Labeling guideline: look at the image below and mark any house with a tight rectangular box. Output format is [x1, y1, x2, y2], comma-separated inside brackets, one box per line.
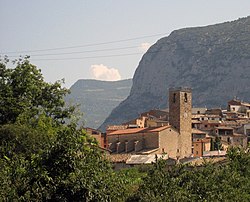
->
[213, 126, 248, 149]
[123, 109, 169, 128]
[85, 127, 107, 148]
[236, 123, 250, 142]
[193, 138, 211, 157]
[228, 99, 250, 118]
[192, 128, 211, 157]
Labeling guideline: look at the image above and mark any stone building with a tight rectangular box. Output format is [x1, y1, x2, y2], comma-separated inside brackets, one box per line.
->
[169, 87, 192, 158]
[106, 87, 193, 159]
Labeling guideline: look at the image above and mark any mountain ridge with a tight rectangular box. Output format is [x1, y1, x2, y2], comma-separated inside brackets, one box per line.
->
[65, 79, 132, 129]
[99, 16, 250, 131]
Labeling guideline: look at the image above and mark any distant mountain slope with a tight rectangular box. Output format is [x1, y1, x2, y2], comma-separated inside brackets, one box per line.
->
[65, 79, 132, 129]
[99, 16, 250, 131]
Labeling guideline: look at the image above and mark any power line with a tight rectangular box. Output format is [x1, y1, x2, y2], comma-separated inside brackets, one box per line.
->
[30, 52, 143, 61]
[1, 33, 169, 54]
[2, 37, 249, 61]
[17, 38, 250, 61]
[6, 45, 140, 58]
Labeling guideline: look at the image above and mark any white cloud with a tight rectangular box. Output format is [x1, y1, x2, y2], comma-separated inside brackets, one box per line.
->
[90, 64, 121, 81]
[139, 42, 151, 53]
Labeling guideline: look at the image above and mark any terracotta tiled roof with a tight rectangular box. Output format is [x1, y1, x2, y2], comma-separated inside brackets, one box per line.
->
[106, 125, 128, 131]
[228, 99, 241, 105]
[140, 109, 168, 119]
[201, 120, 221, 124]
[215, 126, 234, 130]
[232, 133, 247, 137]
[108, 125, 172, 135]
[108, 127, 148, 135]
[192, 120, 201, 124]
[241, 102, 250, 107]
[192, 128, 207, 134]
[148, 125, 171, 132]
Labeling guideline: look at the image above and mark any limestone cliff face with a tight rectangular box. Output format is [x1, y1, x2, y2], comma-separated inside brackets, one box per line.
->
[99, 17, 250, 131]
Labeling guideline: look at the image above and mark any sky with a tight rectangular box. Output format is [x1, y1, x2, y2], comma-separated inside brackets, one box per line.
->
[1, 0, 250, 88]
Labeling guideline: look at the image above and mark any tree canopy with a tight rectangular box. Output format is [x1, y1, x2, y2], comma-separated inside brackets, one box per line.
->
[0, 58, 136, 201]
[0, 57, 74, 125]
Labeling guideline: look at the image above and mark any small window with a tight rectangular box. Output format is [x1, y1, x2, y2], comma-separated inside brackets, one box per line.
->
[197, 111, 200, 114]
[205, 125, 208, 128]
[173, 93, 176, 103]
[184, 93, 188, 102]
[196, 151, 199, 154]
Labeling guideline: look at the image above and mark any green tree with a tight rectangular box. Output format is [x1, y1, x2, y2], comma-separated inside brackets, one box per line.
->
[0, 57, 75, 125]
[0, 58, 138, 201]
[131, 147, 250, 201]
[0, 121, 138, 201]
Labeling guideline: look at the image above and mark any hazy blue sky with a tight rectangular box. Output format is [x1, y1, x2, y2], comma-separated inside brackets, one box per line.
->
[1, 0, 249, 87]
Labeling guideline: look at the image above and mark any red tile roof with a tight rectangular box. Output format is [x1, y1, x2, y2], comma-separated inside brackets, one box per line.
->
[148, 125, 171, 132]
[108, 125, 172, 135]
[192, 128, 207, 134]
[215, 126, 234, 130]
[108, 127, 147, 135]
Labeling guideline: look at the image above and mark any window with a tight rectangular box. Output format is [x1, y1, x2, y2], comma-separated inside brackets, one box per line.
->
[205, 125, 208, 128]
[184, 93, 188, 102]
[197, 111, 200, 114]
[173, 93, 176, 103]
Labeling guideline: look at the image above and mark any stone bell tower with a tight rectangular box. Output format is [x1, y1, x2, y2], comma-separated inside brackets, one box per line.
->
[169, 87, 192, 158]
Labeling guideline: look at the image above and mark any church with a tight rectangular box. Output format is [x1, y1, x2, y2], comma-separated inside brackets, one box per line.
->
[106, 87, 193, 159]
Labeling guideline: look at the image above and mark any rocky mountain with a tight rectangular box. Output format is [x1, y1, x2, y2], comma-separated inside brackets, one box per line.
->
[65, 79, 132, 129]
[99, 16, 250, 131]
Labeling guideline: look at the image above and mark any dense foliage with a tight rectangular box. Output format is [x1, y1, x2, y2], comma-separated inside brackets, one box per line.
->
[0, 58, 141, 201]
[0, 58, 250, 201]
[0, 57, 75, 125]
[130, 148, 250, 201]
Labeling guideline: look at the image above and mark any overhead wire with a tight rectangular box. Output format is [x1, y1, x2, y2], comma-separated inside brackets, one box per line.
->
[1, 33, 249, 61]
[15, 38, 250, 61]
[6, 45, 140, 58]
[1, 32, 169, 54]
